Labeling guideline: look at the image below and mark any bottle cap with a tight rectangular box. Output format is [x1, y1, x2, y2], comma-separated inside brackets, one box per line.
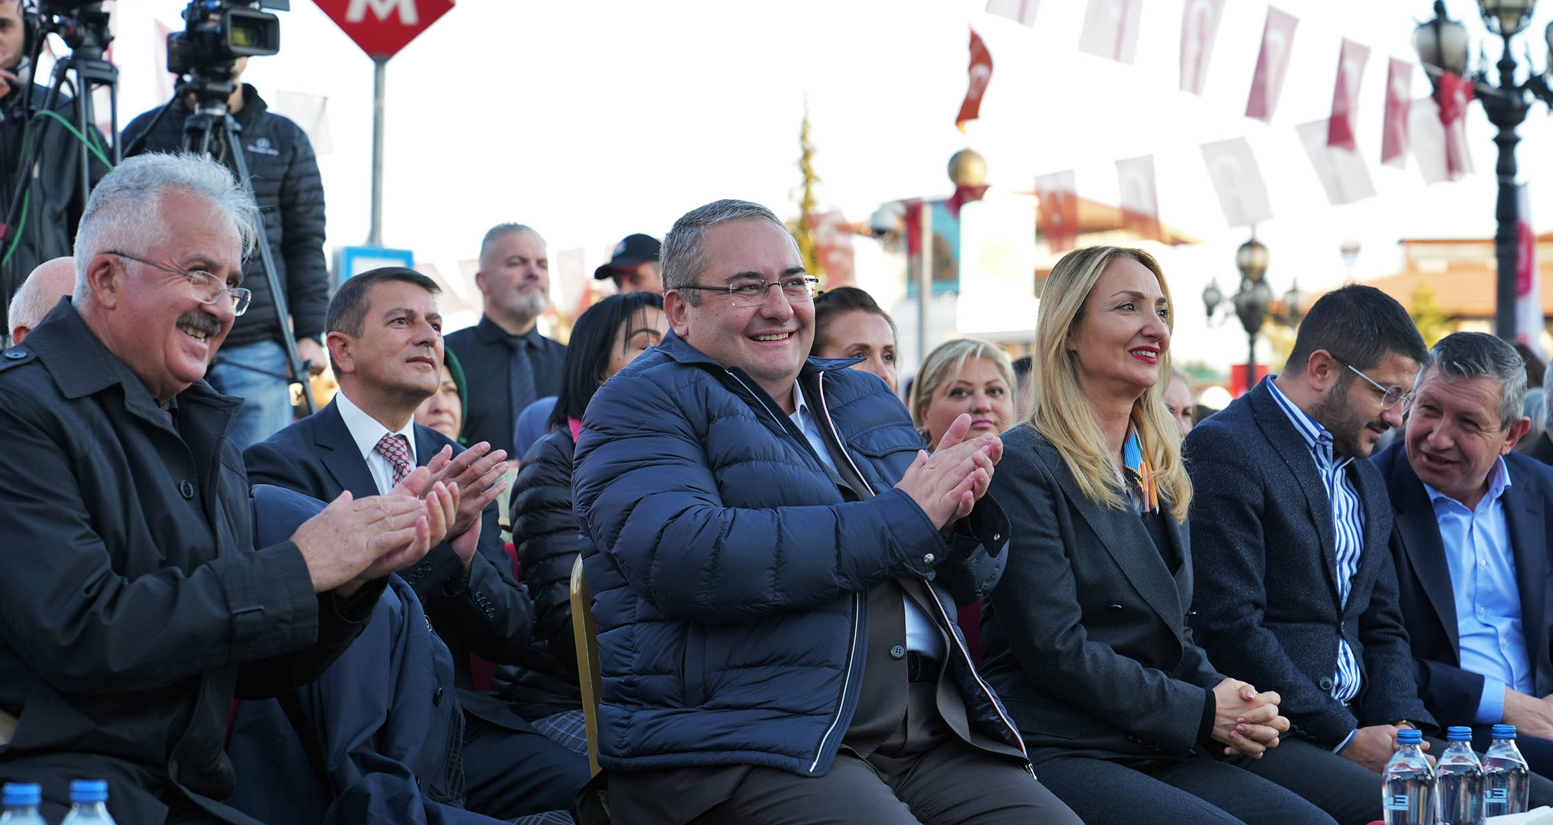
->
[69, 779, 108, 803]
[1398, 728, 1424, 744]
[1493, 723, 1518, 739]
[1447, 725, 1474, 742]
[2, 783, 41, 808]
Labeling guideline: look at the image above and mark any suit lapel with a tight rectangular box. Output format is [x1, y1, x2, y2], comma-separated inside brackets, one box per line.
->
[1168, 506, 1193, 606]
[1388, 453, 1460, 653]
[314, 401, 379, 499]
[1347, 461, 1388, 619]
[1249, 382, 1342, 598]
[1503, 462, 1550, 689]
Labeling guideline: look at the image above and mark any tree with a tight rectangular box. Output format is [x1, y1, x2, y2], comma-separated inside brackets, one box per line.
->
[1409, 282, 1453, 347]
[792, 110, 823, 278]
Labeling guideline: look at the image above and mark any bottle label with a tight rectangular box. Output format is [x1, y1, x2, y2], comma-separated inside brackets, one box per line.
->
[1384, 794, 1411, 811]
[1486, 788, 1509, 802]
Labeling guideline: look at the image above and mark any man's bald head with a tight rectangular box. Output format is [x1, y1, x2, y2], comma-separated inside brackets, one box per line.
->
[9, 257, 75, 343]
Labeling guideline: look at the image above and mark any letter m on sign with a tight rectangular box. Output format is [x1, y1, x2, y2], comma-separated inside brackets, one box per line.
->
[316, 0, 454, 60]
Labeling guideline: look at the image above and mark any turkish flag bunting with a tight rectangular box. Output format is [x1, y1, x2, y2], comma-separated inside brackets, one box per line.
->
[985, 0, 1039, 27]
[1381, 59, 1412, 167]
[1327, 39, 1369, 150]
[1116, 156, 1161, 242]
[1079, 0, 1142, 65]
[1179, 0, 1225, 96]
[805, 212, 858, 289]
[1515, 184, 1544, 359]
[1245, 7, 1299, 122]
[957, 30, 994, 132]
[946, 184, 989, 218]
[1200, 138, 1274, 228]
[1034, 171, 1079, 253]
[1438, 72, 1476, 179]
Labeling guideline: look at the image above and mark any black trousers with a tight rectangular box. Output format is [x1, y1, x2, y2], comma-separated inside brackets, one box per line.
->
[463, 713, 594, 819]
[1033, 753, 1338, 825]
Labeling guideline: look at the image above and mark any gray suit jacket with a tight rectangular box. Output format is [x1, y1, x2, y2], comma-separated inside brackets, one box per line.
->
[1184, 379, 1433, 748]
[981, 424, 1223, 764]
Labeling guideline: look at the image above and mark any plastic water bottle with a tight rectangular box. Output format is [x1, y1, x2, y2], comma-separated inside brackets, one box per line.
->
[0, 783, 48, 825]
[1436, 726, 1483, 825]
[59, 780, 114, 825]
[1482, 723, 1530, 817]
[1383, 728, 1436, 825]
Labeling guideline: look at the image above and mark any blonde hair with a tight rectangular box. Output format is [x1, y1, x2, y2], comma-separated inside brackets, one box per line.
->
[910, 338, 1016, 442]
[1029, 246, 1191, 521]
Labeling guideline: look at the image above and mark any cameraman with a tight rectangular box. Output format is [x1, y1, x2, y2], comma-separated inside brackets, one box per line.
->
[0, 0, 108, 333]
[123, 55, 327, 449]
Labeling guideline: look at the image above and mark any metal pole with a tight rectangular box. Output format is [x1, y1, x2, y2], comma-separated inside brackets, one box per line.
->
[1248, 332, 1257, 394]
[368, 57, 387, 246]
[917, 201, 933, 369]
[1486, 38, 1528, 341]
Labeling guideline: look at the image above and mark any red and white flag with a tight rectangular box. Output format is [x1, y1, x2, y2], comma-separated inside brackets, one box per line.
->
[1409, 95, 1457, 184]
[1297, 120, 1376, 206]
[1200, 138, 1273, 228]
[1245, 7, 1299, 122]
[1078, 0, 1142, 65]
[1438, 72, 1476, 179]
[1179, 0, 1224, 96]
[806, 211, 857, 290]
[1516, 184, 1544, 359]
[956, 29, 994, 132]
[1034, 171, 1079, 252]
[1116, 155, 1161, 242]
[1327, 39, 1369, 150]
[1381, 59, 1412, 168]
[985, 0, 1039, 27]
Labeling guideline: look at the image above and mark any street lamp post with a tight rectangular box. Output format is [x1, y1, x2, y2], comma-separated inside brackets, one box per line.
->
[1203, 235, 1304, 393]
[1413, 0, 1553, 340]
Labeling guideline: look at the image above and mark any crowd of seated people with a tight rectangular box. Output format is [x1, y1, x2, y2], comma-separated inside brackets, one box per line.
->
[9, 158, 1553, 825]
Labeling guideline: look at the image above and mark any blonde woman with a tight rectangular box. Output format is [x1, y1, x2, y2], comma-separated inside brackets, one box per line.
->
[978, 246, 1325, 825]
[910, 338, 1016, 446]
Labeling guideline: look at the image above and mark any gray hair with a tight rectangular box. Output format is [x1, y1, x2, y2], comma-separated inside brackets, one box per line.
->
[479, 223, 541, 263]
[1543, 358, 1553, 425]
[661, 199, 794, 304]
[72, 153, 260, 304]
[8, 258, 74, 335]
[1419, 331, 1527, 428]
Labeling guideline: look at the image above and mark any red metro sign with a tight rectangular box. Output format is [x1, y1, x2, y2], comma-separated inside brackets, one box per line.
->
[314, 0, 455, 60]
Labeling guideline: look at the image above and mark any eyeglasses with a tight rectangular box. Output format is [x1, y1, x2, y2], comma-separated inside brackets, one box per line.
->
[1333, 355, 1413, 410]
[676, 275, 820, 308]
[109, 251, 252, 316]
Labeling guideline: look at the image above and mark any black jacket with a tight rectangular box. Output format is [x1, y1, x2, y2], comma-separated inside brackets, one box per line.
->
[0, 300, 379, 823]
[511, 426, 580, 671]
[982, 425, 1222, 765]
[1377, 444, 1553, 728]
[1184, 378, 1434, 747]
[122, 85, 328, 349]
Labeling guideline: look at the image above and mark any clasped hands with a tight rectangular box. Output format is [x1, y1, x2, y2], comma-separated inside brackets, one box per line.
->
[1211, 679, 1289, 759]
[896, 414, 1003, 530]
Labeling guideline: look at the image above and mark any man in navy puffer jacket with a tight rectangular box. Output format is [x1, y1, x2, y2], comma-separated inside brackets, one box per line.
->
[572, 199, 1081, 825]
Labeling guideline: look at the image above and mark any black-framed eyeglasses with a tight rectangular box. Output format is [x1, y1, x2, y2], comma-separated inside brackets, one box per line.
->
[1332, 355, 1413, 410]
[676, 275, 820, 308]
[109, 251, 251, 316]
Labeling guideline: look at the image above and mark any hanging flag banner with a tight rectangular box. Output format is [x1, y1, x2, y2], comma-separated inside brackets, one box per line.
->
[1409, 95, 1452, 184]
[1327, 39, 1370, 150]
[1245, 6, 1298, 122]
[1078, 0, 1142, 65]
[1438, 72, 1476, 179]
[1515, 184, 1544, 358]
[1179, 0, 1225, 96]
[1297, 120, 1376, 206]
[806, 211, 857, 290]
[1034, 171, 1079, 252]
[1116, 155, 1162, 242]
[1381, 58, 1412, 168]
[985, 0, 1039, 27]
[272, 91, 335, 155]
[1200, 138, 1273, 228]
[956, 29, 994, 132]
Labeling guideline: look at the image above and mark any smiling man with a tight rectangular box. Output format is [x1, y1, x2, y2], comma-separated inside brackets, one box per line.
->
[571, 199, 1079, 825]
[1379, 332, 1553, 776]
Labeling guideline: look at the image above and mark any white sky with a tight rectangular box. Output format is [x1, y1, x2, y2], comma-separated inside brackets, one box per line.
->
[106, 0, 1553, 370]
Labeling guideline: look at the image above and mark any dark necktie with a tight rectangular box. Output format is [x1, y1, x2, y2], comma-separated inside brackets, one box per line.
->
[508, 336, 536, 450]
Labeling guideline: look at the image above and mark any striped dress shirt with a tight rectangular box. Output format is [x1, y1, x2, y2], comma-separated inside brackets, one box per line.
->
[1266, 380, 1365, 708]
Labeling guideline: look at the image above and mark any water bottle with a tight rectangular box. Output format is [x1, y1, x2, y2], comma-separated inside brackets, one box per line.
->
[1383, 728, 1436, 825]
[1436, 726, 1483, 825]
[1482, 723, 1530, 817]
[59, 780, 114, 825]
[0, 783, 48, 825]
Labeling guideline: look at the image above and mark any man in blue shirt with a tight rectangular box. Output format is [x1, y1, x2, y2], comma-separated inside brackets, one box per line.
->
[1380, 332, 1553, 774]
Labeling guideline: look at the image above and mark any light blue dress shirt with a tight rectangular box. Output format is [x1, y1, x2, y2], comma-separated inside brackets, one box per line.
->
[1424, 456, 1528, 724]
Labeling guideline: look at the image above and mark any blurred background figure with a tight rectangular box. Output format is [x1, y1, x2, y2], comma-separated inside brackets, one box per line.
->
[594, 233, 663, 294]
[505, 291, 666, 752]
[413, 350, 468, 443]
[910, 338, 1015, 446]
[6, 256, 74, 345]
[1163, 367, 1195, 437]
[811, 286, 899, 394]
[1012, 355, 1034, 420]
[1530, 361, 1553, 465]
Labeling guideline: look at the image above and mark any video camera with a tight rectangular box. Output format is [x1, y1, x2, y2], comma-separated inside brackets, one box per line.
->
[167, 0, 288, 78]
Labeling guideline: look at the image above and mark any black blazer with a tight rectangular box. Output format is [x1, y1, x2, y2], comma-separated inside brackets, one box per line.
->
[243, 400, 535, 724]
[1377, 443, 1553, 727]
[982, 424, 1223, 764]
[1528, 432, 1553, 468]
[1184, 378, 1433, 747]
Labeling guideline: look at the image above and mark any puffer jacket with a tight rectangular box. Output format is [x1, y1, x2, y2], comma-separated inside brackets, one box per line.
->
[511, 426, 582, 675]
[572, 330, 1024, 777]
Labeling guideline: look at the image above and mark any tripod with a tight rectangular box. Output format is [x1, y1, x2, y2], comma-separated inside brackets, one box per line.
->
[179, 70, 316, 415]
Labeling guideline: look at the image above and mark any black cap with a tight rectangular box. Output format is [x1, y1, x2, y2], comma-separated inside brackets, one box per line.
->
[594, 233, 661, 280]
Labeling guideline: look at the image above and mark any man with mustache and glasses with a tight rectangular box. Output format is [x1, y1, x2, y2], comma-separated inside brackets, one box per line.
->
[244, 267, 591, 819]
[445, 223, 567, 462]
[569, 199, 1080, 825]
[0, 153, 446, 824]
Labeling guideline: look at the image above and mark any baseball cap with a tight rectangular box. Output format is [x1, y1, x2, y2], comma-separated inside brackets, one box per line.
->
[594, 233, 661, 280]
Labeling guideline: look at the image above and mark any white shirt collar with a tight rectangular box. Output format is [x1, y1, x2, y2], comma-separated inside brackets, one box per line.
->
[334, 389, 418, 467]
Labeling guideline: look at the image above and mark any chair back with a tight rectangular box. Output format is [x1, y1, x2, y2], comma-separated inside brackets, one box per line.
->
[570, 555, 603, 776]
